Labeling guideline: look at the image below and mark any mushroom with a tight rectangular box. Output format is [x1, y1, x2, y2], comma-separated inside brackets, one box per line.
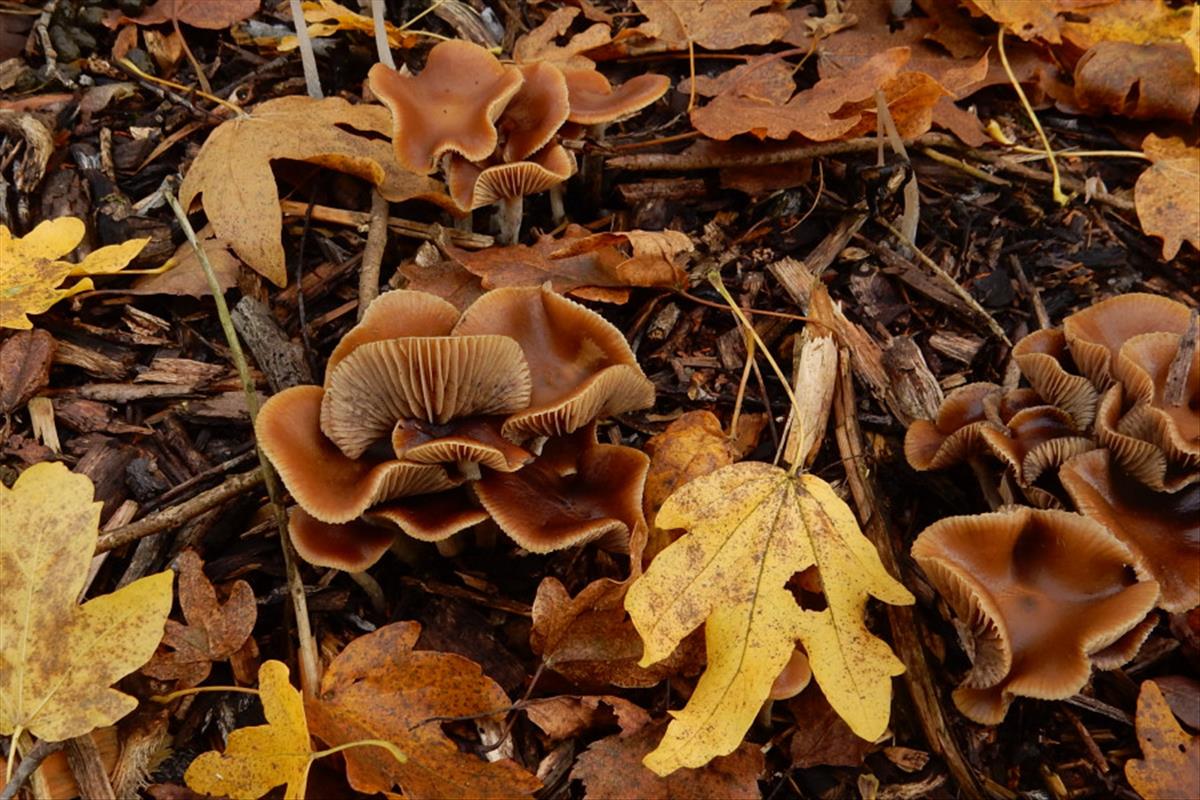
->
[1061, 448, 1199, 612]
[446, 143, 576, 245]
[287, 507, 399, 572]
[452, 284, 655, 440]
[1063, 292, 1192, 390]
[362, 488, 490, 543]
[768, 646, 813, 701]
[1012, 328, 1098, 430]
[979, 405, 1094, 490]
[562, 67, 671, 126]
[473, 424, 650, 552]
[367, 39, 524, 174]
[911, 506, 1160, 724]
[903, 382, 1004, 471]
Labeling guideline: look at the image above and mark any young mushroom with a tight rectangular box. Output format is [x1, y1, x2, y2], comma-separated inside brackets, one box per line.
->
[912, 506, 1160, 724]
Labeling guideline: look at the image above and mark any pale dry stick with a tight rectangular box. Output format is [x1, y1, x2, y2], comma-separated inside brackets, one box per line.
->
[289, 0, 324, 99]
[0, 739, 63, 800]
[164, 188, 321, 698]
[875, 89, 919, 249]
[880, 220, 1012, 348]
[607, 136, 936, 171]
[279, 199, 494, 248]
[358, 191, 390, 319]
[830, 353, 995, 800]
[998, 26, 1065, 205]
[920, 147, 1011, 187]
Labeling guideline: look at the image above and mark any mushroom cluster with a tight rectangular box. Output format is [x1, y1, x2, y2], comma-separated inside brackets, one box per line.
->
[256, 286, 655, 571]
[905, 292, 1199, 722]
[368, 40, 669, 244]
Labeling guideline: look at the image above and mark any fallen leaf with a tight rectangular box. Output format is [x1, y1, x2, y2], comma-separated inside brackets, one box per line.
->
[965, 0, 1066, 43]
[787, 685, 873, 769]
[279, 0, 423, 52]
[524, 695, 650, 740]
[1, 217, 148, 329]
[1073, 41, 1198, 121]
[513, 6, 612, 68]
[626, 461, 914, 774]
[185, 660, 312, 799]
[572, 720, 764, 800]
[1135, 134, 1200, 260]
[143, 550, 257, 688]
[1060, 0, 1197, 51]
[1153, 675, 1200, 731]
[633, 0, 789, 51]
[0, 328, 55, 413]
[125, 0, 260, 29]
[0, 461, 173, 742]
[306, 621, 541, 799]
[130, 225, 240, 297]
[178, 96, 454, 286]
[1125, 680, 1200, 800]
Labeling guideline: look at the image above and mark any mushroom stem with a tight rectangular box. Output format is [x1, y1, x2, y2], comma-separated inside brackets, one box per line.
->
[549, 184, 565, 225]
[453, 210, 474, 233]
[496, 195, 524, 245]
[581, 123, 608, 211]
[457, 460, 482, 482]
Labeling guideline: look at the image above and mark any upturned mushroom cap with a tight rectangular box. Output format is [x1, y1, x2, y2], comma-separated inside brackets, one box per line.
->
[911, 506, 1160, 724]
[473, 425, 650, 552]
[768, 647, 813, 701]
[1063, 293, 1192, 390]
[904, 383, 1003, 471]
[367, 41, 524, 174]
[1012, 328, 1098, 430]
[1061, 448, 1199, 612]
[446, 144, 576, 211]
[320, 335, 532, 459]
[391, 417, 534, 473]
[1112, 332, 1200, 466]
[979, 405, 1095, 487]
[287, 507, 396, 571]
[561, 67, 671, 125]
[499, 62, 570, 163]
[324, 290, 461, 387]
[363, 488, 490, 543]
[256, 385, 462, 524]
[453, 285, 655, 440]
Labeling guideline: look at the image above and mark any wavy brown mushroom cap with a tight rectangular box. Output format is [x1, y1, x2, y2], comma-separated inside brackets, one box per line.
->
[363, 487, 490, 543]
[255, 385, 462, 523]
[390, 417, 533, 473]
[1063, 292, 1192, 390]
[768, 646, 813, 701]
[1012, 328, 1098, 430]
[1112, 332, 1200, 467]
[979, 405, 1094, 489]
[499, 62, 570, 163]
[453, 285, 655, 440]
[446, 144, 576, 211]
[904, 382, 1003, 471]
[911, 507, 1160, 724]
[473, 425, 650, 553]
[367, 40, 523, 174]
[561, 67, 671, 125]
[1061, 449, 1200, 612]
[287, 507, 397, 572]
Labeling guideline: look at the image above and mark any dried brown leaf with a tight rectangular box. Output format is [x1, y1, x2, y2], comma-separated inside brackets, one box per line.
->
[524, 695, 650, 740]
[1135, 134, 1200, 260]
[1074, 41, 1198, 121]
[126, 0, 260, 29]
[1126, 680, 1200, 800]
[632, 0, 789, 51]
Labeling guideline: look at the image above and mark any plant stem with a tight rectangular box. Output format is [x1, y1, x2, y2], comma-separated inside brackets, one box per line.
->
[289, 0, 324, 99]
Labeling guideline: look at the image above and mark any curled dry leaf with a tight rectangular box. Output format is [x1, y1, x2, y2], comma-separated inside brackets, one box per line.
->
[513, 6, 612, 68]
[0, 462, 173, 743]
[1, 217, 148, 329]
[524, 694, 650, 741]
[965, 0, 1066, 43]
[185, 660, 313, 800]
[120, 0, 260, 29]
[1135, 134, 1200, 260]
[632, 0, 789, 51]
[1125, 680, 1200, 800]
[572, 720, 764, 800]
[1060, 0, 1198, 51]
[626, 462, 914, 775]
[1074, 41, 1198, 121]
[280, 0, 423, 52]
[178, 96, 454, 286]
[143, 550, 257, 688]
[306, 621, 541, 799]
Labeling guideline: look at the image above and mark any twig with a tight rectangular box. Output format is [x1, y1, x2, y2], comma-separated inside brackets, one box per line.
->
[63, 735, 114, 800]
[289, 0, 324, 99]
[97, 469, 265, 553]
[32, 0, 73, 88]
[1008, 253, 1050, 330]
[1165, 308, 1198, 407]
[998, 27, 1066, 205]
[279, 199, 493, 248]
[165, 187, 321, 698]
[607, 136, 939, 171]
[0, 739, 63, 800]
[920, 147, 1011, 186]
[358, 190, 390, 319]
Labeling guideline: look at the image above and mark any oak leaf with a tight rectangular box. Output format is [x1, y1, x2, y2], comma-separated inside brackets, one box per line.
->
[306, 621, 541, 799]
[185, 660, 312, 799]
[1135, 134, 1200, 260]
[0, 461, 173, 742]
[1125, 680, 1200, 800]
[513, 6, 612, 68]
[280, 0, 423, 53]
[573, 720, 764, 800]
[1060, 0, 1197, 51]
[632, 0, 789, 51]
[1, 217, 148, 329]
[965, 0, 1066, 43]
[122, 0, 260, 29]
[1073, 41, 1198, 121]
[178, 96, 454, 286]
[143, 550, 256, 688]
[625, 462, 914, 775]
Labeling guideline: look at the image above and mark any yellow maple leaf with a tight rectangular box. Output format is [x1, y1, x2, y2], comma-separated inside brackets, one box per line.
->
[0, 462, 172, 743]
[279, 0, 423, 52]
[0, 217, 148, 330]
[185, 660, 312, 799]
[625, 461, 914, 775]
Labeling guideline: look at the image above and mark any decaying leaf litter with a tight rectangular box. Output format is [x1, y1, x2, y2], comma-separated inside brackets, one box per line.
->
[1, 0, 1197, 798]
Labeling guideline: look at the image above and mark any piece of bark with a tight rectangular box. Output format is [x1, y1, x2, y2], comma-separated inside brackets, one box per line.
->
[0, 330, 55, 413]
[881, 336, 943, 425]
[52, 339, 128, 380]
[63, 733, 115, 800]
[136, 358, 226, 388]
[231, 296, 312, 392]
[928, 332, 983, 364]
[75, 384, 196, 403]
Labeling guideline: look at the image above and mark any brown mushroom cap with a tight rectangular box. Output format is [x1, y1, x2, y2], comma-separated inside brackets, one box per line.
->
[452, 285, 655, 439]
[473, 425, 650, 552]
[1063, 293, 1192, 390]
[561, 67, 671, 125]
[324, 290, 461, 387]
[446, 143, 576, 211]
[287, 507, 396, 571]
[500, 62, 570, 163]
[320, 335, 532, 459]
[1012, 328, 1098, 430]
[256, 385, 461, 523]
[768, 646, 813, 701]
[391, 417, 534, 473]
[912, 506, 1159, 724]
[1112, 332, 1200, 465]
[979, 405, 1094, 487]
[1092, 385, 1195, 491]
[1061, 448, 1199, 612]
[363, 488, 490, 543]
[904, 382, 1003, 471]
[367, 41, 524, 174]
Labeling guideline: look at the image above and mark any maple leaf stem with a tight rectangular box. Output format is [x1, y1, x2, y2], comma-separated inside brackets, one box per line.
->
[310, 739, 407, 767]
[997, 26, 1068, 206]
[164, 187, 322, 699]
[151, 685, 262, 705]
[117, 58, 245, 119]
